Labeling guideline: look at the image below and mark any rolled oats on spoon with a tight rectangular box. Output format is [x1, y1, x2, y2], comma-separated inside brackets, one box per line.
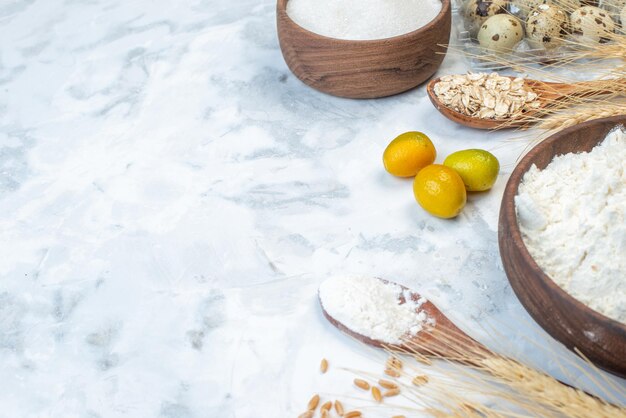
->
[427, 72, 622, 129]
[433, 72, 540, 120]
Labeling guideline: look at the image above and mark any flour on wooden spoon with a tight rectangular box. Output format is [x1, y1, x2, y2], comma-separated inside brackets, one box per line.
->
[319, 276, 434, 344]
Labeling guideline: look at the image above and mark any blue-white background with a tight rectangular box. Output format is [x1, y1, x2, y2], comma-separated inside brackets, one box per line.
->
[0, 1, 623, 416]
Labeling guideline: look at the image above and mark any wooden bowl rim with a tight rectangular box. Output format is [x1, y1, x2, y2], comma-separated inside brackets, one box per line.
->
[502, 115, 626, 333]
[277, 0, 451, 45]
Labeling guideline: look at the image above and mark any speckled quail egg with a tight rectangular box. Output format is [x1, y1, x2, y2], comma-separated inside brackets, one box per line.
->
[512, 0, 581, 18]
[554, 0, 582, 12]
[570, 6, 616, 43]
[478, 14, 525, 52]
[463, 0, 509, 38]
[511, 0, 548, 19]
[526, 4, 570, 49]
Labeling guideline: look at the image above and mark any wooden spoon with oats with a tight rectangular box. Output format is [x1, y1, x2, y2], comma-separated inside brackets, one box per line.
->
[426, 74, 623, 130]
[319, 277, 490, 365]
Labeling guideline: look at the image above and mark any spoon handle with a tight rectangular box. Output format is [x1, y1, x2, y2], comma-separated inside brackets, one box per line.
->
[401, 300, 491, 365]
[537, 78, 626, 102]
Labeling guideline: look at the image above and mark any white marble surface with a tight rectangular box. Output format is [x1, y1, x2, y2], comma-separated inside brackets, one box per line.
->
[0, 1, 624, 417]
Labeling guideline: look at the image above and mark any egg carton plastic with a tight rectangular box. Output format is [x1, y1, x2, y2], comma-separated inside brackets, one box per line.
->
[450, 0, 623, 77]
[451, 0, 568, 71]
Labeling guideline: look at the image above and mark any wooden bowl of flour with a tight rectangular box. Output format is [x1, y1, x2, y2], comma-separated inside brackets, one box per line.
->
[499, 115, 626, 377]
[276, 0, 451, 99]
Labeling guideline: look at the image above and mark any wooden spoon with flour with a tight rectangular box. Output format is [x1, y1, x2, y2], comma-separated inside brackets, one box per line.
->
[319, 276, 623, 411]
[318, 276, 489, 363]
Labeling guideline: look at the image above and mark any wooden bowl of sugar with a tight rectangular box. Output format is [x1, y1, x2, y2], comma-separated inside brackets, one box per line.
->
[276, 0, 451, 99]
[499, 115, 626, 377]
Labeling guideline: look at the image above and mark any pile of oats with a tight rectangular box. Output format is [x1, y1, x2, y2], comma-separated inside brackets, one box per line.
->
[433, 73, 541, 119]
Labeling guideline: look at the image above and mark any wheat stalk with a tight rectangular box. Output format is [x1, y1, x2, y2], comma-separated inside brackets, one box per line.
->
[478, 356, 626, 418]
[441, 7, 626, 132]
[318, 321, 626, 418]
[390, 335, 626, 417]
[519, 100, 626, 148]
[534, 102, 626, 131]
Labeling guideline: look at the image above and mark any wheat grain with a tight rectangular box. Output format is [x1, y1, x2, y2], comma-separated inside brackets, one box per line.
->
[386, 356, 403, 370]
[320, 401, 332, 412]
[297, 412, 314, 418]
[334, 400, 344, 416]
[412, 375, 429, 386]
[307, 394, 320, 411]
[354, 378, 370, 390]
[384, 368, 401, 377]
[343, 411, 362, 418]
[384, 388, 401, 397]
[379, 379, 398, 390]
[372, 386, 383, 402]
[320, 358, 328, 374]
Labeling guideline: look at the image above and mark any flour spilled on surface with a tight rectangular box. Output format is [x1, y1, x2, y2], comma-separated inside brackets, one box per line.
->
[318, 276, 433, 344]
[516, 126, 626, 324]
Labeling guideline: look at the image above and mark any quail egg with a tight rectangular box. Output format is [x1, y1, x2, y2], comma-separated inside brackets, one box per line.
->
[554, 0, 582, 12]
[511, 0, 549, 19]
[570, 5, 616, 43]
[512, 0, 581, 18]
[526, 4, 570, 49]
[463, 0, 509, 38]
[478, 14, 525, 52]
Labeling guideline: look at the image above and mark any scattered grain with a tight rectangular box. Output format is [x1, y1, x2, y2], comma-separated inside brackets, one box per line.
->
[320, 358, 329, 374]
[378, 379, 398, 390]
[384, 368, 401, 377]
[321, 401, 332, 412]
[412, 375, 429, 386]
[384, 388, 401, 397]
[372, 386, 383, 402]
[308, 394, 320, 411]
[344, 411, 362, 418]
[386, 356, 403, 370]
[335, 400, 345, 416]
[354, 378, 370, 390]
[298, 412, 314, 418]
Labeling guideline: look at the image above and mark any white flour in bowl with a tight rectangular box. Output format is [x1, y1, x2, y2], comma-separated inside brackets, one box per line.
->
[515, 126, 626, 324]
[318, 276, 433, 344]
[286, 0, 442, 41]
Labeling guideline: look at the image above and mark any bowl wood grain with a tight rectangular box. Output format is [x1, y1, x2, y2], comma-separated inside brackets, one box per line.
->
[276, 0, 451, 99]
[499, 115, 626, 377]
